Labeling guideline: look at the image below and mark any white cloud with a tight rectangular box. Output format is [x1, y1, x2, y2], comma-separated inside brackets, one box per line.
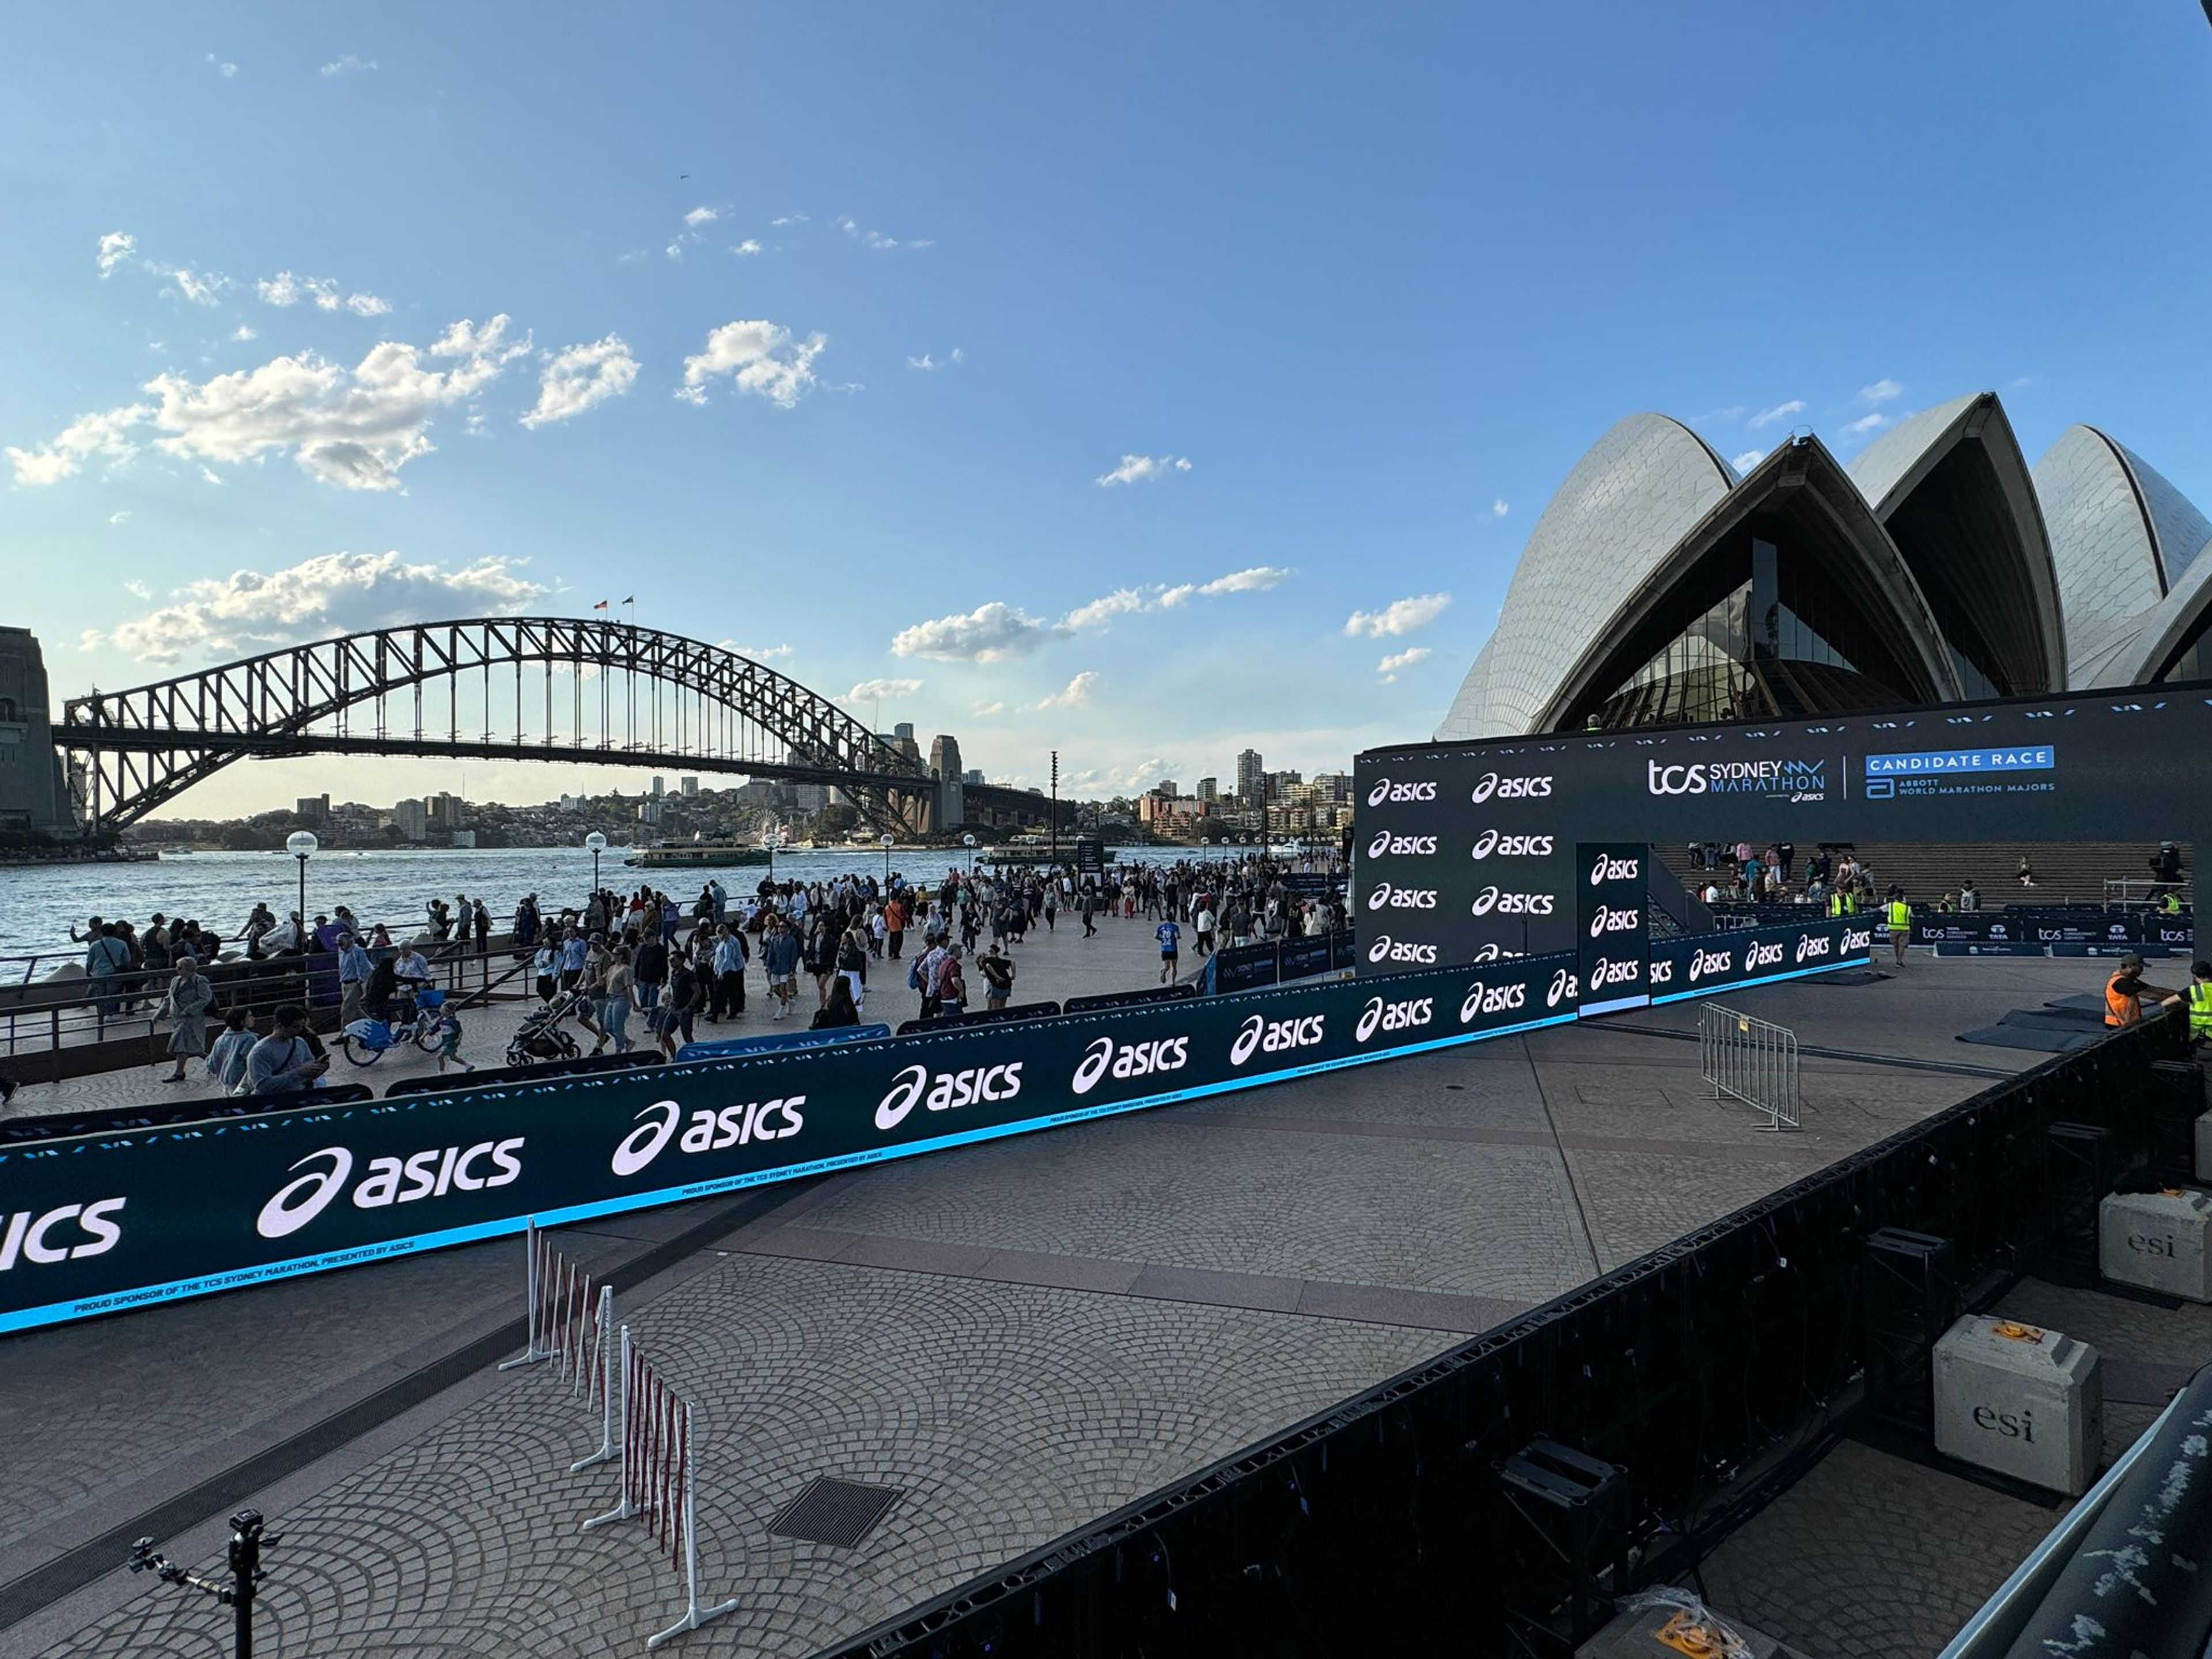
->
[256, 270, 391, 316]
[1748, 400, 1806, 429]
[1198, 566, 1288, 594]
[892, 602, 1063, 662]
[113, 515, 137, 531]
[520, 334, 638, 429]
[1376, 647, 1431, 683]
[96, 232, 137, 275]
[1730, 449, 1767, 473]
[319, 54, 377, 77]
[683, 206, 718, 228]
[846, 676, 923, 703]
[770, 213, 808, 227]
[677, 320, 825, 409]
[1840, 411, 1889, 438]
[906, 348, 964, 371]
[198, 465, 223, 485]
[1490, 499, 1509, 518]
[205, 54, 237, 78]
[27, 315, 529, 493]
[81, 550, 549, 665]
[232, 324, 258, 342]
[1096, 453, 1193, 488]
[730, 239, 762, 257]
[1037, 671, 1100, 710]
[970, 699, 1005, 717]
[122, 579, 150, 599]
[1344, 592, 1451, 639]
[1062, 588, 1152, 631]
[6, 405, 152, 486]
[721, 642, 793, 661]
[836, 214, 930, 252]
[1856, 378, 1903, 406]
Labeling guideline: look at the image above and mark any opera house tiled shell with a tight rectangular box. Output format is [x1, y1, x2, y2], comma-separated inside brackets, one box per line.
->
[1438, 392, 2212, 739]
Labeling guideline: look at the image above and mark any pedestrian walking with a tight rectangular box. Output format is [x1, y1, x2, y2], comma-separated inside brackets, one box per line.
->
[157, 955, 215, 1082]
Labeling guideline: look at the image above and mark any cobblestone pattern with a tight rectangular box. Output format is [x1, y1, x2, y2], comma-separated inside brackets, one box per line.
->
[36, 1254, 1445, 1659]
[1698, 1439, 2057, 1658]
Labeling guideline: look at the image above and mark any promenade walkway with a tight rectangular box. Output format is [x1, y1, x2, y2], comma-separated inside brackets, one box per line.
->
[0, 953, 2125, 1658]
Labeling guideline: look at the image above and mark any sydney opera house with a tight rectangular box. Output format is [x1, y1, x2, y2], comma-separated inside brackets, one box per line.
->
[1437, 392, 2212, 740]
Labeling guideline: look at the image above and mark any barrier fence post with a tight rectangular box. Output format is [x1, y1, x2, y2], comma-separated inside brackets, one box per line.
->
[571, 1286, 619, 1472]
[498, 1219, 555, 1370]
[583, 1326, 738, 1647]
[1699, 1002, 1800, 1131]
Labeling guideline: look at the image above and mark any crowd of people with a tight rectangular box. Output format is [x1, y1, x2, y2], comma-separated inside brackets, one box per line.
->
[13, 851, 1347, 1108]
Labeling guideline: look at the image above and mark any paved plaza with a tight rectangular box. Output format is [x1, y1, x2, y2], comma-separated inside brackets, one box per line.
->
[0, 949, 2186, 1657]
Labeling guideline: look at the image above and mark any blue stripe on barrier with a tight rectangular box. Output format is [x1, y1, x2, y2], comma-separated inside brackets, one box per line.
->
[1647, 959, 1870, 1006]
[0, 1004, 1582, 1335]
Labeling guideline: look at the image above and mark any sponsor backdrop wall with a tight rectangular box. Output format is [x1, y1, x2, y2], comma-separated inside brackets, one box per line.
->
[0, 911, 1866, 1336]
[1354, 685, 2212, 971]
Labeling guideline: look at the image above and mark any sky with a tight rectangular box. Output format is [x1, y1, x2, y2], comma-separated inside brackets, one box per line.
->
[4, 3, 2209, 817]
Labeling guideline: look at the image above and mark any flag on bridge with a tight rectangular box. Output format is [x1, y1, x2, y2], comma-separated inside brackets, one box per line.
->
[593, 599, 609, 610]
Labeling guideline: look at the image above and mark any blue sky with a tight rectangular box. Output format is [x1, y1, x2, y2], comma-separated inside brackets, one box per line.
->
[5, 3, 2209, 815]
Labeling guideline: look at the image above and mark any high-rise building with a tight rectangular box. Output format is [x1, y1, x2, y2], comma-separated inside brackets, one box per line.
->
[964, 768, 984, 786]
[294, 794, 329, 824]
[1235, 749, 1264, 806]
[679, 776, 698, 796]
[426, 792, 463, 831]
[393, 798, 429, 842]
[1196, 777, 1218, 804]
[651, 776, 665, 798]
[893, 722, 915, 744]
[1155, 779, 1179, 799]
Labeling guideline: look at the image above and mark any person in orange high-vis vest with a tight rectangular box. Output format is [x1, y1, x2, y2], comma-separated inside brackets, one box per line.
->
[2105, 953, 2183, 1028]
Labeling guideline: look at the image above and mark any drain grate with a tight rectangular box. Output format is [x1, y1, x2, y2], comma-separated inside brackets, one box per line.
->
[768, 1476, 902, 1548]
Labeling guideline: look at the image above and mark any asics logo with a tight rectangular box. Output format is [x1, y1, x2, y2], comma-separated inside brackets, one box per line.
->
[1365, 778, 1437, 806]
[1071, 1035, 1189, 1096]
[1366, 933, 1439, 966]
[1368, 882, 1438, 912]
[1470, 830, 1554, 860]
[1471, 887, 1554, 916]
[1356, 995, 1433, 1042]
[1545, 968, 1578, 1008]
[611, 1097, 806, 1177]
[257, 1139, 524, 1238]
[1687, 947, 1732, 983]
[1589, 854, 1640, 885]
[1366, 831, 1438, 858]
[1231, 1013, 1326, 1066]
[1471, 772, 1552, 802]
[875, 1061, 1024, 1131]
[1588, 957, 1640, 989]
[1588, 904, 1641, 939]
[1460, 980, 1529, 1021]
[1746, 940, 1786, 970]
[1793, 933, 1832, 964]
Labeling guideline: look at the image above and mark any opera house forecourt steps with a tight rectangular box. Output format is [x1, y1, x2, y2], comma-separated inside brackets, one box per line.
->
[1660, 841, 2189, 908]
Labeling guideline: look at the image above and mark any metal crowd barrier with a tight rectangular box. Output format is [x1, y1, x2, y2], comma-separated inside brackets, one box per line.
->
[1698, 1001, 1800, 1131]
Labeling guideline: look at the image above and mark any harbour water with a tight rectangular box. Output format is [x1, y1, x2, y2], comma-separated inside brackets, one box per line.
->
[0, 844, 1221, 961]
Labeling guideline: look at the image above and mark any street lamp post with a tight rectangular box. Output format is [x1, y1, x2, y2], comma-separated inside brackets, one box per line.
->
[881, 831, 896, 887]
[584, 831, 607, 904]
[763, 832, 779, 885]
[963, 832, 977, 874]
[285, 831, 317, 928]
[1049, 750, 1059, 868]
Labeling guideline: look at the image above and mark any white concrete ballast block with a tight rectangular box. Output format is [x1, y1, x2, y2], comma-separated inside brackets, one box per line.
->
[2101, 1188, 2212, 1302]
[1931, 1316, 2102, 1495]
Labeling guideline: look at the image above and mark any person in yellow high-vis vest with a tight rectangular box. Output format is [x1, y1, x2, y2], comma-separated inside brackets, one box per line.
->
[1886, 887, 1912, 965]
[2190, 960, 2212, 1046]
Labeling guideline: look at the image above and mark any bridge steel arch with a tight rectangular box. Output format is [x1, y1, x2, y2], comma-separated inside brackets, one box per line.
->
[58, 617, 940, 835]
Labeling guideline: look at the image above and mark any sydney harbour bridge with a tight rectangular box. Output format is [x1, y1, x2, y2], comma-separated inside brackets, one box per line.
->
[55, 618, 1049, 836]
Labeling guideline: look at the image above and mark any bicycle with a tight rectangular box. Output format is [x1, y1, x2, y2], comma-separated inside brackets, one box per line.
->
[338, 988, 456, 1066]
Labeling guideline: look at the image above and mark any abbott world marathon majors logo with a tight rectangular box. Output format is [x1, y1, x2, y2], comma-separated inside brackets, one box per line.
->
[1470, 772, 1552, 802]
[1, 1198, 127, 1270]
[874, 1061, 1023, 1131]
[1356, 994, 1433, 1043]
[1365, 777, 1437, 807]
[1230, 1011, 1325, 1066]
[256, 1139, 526, 1240]
[1072, 1035, 1190, 1095]
[1469, 829, 1554, 861]
[1366, 881, 1438, 912]
[1367, 933, 1439, 967]
[1366, 830, 1438, 858]
[609, 1096, 808, 1176]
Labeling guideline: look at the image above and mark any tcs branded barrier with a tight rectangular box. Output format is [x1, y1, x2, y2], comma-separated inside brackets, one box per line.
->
[0, 950, 1592, 1336]
[1355, 684, 2212, 969]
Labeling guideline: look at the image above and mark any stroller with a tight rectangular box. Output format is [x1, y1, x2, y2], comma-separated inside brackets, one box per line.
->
[505, 989, 590, 1067]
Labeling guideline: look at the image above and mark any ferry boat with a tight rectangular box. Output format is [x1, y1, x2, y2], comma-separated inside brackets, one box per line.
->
[624, 838, 773, 870]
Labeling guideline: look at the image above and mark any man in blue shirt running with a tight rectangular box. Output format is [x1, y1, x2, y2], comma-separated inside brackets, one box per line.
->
[1155, 918, 1181, 983]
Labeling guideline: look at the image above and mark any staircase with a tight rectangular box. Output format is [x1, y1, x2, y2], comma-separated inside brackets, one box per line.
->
[1660, 841, 2191, 908]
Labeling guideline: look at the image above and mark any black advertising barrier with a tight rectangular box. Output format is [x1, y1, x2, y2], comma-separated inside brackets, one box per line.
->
[1645, 914, 1873, 1002]
[1577, 842, 1650, 1016]
[1208, 942, 1282, 994]
[0, 950, 1585, 1337]
[1354, 683, 2212, 972]
[816, 1016, 2186, 1659]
